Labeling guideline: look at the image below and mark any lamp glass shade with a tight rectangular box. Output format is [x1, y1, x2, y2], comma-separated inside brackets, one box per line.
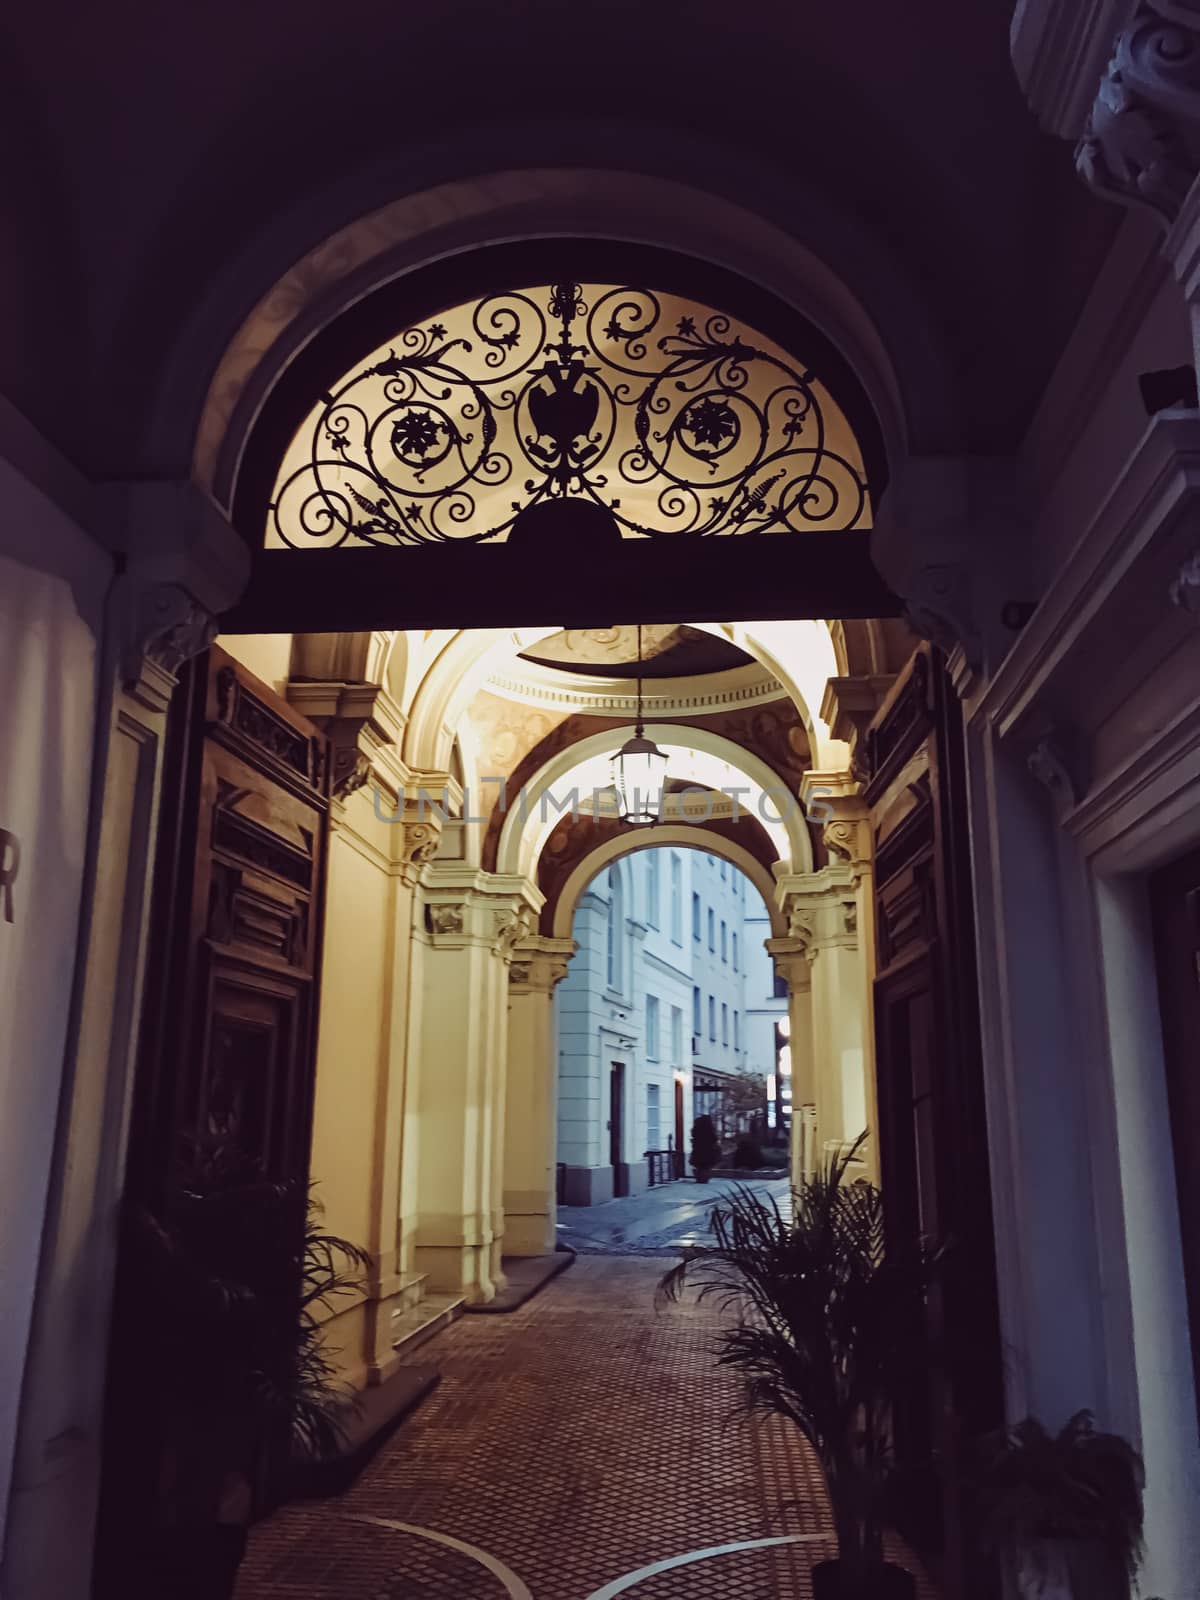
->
[611, 733, 668, 826]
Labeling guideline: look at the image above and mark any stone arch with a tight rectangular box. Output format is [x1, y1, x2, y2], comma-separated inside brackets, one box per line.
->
[405, 622, 839, 777]
[494, 722, 814, 881]
[162, 157, 961, 508]
[550, 827, 785, 942]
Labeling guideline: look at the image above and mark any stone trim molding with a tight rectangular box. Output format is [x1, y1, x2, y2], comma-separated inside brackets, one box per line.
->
[483, 660, 787, 718]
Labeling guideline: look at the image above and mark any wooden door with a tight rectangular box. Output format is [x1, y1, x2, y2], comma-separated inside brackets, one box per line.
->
[95, 645, 330, 1586]
[864, 645, 1003, 1599]
[1150, 846, 1200, 1430]
[129, 645, 330, 1193]
[674, 1077, 686, 1176]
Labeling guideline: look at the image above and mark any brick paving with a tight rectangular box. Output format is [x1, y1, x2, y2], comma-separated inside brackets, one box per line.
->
[235, 1255, 932, 1600]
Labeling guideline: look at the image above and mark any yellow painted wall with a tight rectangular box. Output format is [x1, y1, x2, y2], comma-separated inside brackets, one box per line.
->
[214, 632, 295, 695]
[309, 824, 392, 1384]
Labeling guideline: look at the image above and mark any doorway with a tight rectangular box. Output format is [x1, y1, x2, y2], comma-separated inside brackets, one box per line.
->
[609, 1062, 628, 1198]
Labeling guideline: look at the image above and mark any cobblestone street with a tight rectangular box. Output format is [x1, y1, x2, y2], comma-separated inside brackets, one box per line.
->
[556, 1175, 791, 1256]
[234, 1253, 930, 1600]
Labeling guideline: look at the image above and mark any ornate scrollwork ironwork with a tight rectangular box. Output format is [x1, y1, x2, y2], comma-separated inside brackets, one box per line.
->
[268, 281, 870, 548]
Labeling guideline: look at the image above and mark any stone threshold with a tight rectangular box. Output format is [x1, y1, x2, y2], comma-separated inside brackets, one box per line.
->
[285, 1363, 441, 1503]
[465, 1249, 575, 1313]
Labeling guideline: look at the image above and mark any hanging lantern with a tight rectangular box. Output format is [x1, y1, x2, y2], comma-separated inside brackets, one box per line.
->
[611, 624, 669, 825]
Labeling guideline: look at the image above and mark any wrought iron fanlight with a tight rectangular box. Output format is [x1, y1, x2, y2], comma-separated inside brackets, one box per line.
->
[611, 625, 668, 827]
[268, 280, 869, 549]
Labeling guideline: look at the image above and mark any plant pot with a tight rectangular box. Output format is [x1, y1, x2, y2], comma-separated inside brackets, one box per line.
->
[812, 1558, 917, 1600]
[151, 1525, 249, 1600]
[694, 1170, 710, 1184]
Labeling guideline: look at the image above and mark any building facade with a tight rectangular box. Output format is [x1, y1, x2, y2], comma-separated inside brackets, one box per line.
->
[556, 848, 782, 1203]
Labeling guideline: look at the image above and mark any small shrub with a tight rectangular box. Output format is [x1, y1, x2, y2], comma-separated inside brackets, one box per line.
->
[733, 1135, 764, 1169]
[689, 1115, 721, 1176]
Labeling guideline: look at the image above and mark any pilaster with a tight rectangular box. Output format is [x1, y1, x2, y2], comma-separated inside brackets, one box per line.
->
[505, 936, 576, 1255]
[411, 865, 542, 1302]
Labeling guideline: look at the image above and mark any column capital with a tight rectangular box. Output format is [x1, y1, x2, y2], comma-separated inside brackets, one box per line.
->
[103, 478, 248, 710]
[420, 865, 543, 956]
[775, 867, 860, 956]
[765, 935, 813, 992]
[508, 935, 577, 992]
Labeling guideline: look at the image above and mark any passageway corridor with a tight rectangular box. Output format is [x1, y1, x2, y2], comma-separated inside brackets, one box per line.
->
[234, 1258, 930, 1600]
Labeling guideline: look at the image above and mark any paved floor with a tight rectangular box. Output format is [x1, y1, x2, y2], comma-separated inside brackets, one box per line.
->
[234, 1254, 931, 1600]
[556, 1175, 791, 1256]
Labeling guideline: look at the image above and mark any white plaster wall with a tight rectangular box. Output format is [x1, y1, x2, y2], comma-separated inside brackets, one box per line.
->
[0, 461, 109, 1559]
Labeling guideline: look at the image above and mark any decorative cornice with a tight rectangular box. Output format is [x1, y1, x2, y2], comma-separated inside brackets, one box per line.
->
[483, 660, 786, 718]
[765, 934, 813, 992]
[974, 410, 1200, 735]
[1077, 1, 1200, 226]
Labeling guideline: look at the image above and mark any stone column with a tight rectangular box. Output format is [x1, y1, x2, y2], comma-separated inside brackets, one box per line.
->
[504, 937, 576, 1256]
[776, 865, 872, 1172]
[765, 936, 814, 1187]
[411, 865, 540, 1303]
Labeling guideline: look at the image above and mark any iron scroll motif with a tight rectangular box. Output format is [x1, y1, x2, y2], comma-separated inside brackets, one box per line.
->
[268, 281, 870, 548]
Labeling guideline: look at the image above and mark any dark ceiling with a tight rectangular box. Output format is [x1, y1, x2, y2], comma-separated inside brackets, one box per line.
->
[0, 0, 1118, 479]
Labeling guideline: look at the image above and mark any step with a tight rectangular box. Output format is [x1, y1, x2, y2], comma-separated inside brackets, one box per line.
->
[391, 1292, 464, 1356]
[393, 1271, 429, 1315]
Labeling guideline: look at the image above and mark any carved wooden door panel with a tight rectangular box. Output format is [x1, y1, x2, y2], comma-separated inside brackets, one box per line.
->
[865, 645, 1003, 1600]
[181, 650, 330, 1183]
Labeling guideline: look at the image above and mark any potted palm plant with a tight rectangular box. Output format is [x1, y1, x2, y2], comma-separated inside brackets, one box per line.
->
[129, 1143, 371, 1599]
[690, 1113, 721, 1182]
[661, 1133, 932, 1599]
[974, 1411, 1144, 1599]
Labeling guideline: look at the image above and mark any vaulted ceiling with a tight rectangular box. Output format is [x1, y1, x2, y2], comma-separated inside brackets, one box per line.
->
[1, 0, 1117, 481]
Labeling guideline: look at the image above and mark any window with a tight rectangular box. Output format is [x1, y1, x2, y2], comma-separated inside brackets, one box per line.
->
[670, 855, 682, 943]
[606, 866, 624, 992]
[721, 920, 727, 962]
[720, 859, 727, 881]
[708, 995, 716, 1040]
[733, 1011, 740, 1051]
[692, 892, 701, 941]
[722, 1002, 729, 1045]
[732, 931, 739, 972]
[647, 852, 660, 928]
[646, 994, 660, 1059]
[692, 986, 702, 1035]
[773, 971, 788, 999]
[671, 1005, 683, 1063]
[647, 1083, 661, 1151]
[707, 908, 715, 951]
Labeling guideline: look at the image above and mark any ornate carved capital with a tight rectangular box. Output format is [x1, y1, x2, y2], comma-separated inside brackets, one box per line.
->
[400, 819, 441, 885]
[332, 747, 372, 802]
[119, 580, 217, 709]
[1077, 2, 1200, 225]
[765, 935, 813, 993]
[508, 936, 576, 992]
[903, 563, 982, 686]
[426, 902, 465, 938]
[493, 902, 537, 961]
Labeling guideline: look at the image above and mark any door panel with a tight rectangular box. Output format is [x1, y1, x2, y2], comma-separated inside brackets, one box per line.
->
[865, 645, 1003, 1600]
[96, 644, 330, 1587]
